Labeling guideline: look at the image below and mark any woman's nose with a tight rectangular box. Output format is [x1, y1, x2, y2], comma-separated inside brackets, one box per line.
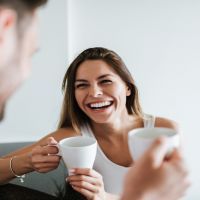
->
[88, 85, 103, 97]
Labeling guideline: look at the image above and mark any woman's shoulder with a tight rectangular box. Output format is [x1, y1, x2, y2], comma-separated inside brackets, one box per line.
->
[155, 116, 179, 131]
[44, 127, 81, 142]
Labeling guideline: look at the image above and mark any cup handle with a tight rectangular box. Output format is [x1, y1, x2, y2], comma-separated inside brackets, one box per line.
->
[47, 144, 61, 156]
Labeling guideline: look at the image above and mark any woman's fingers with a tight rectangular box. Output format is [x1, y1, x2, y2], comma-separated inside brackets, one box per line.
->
[39, 137, 57, 146]
[47, 137, 58, 145]
[33, 161, 60, 168]
[32, 158, 60, 172]
[32, 145, 59, 156]
[32, 153, 60, 163]
[69, 174, 103, 187]
[70, 168, 102, 179]
[70, 179, 101, 193]
[30, 137, 60, 172]
[67, 169, 105, 199]
[68, 168, 103, 187]
[72, 185, 96, 200]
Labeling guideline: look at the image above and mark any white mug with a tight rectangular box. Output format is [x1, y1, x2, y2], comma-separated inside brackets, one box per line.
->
[128, 127, 180, 161]
[58, 136, 97, 172]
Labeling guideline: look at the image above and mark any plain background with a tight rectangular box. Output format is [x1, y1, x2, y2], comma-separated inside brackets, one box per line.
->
[0, 0, 199, 199]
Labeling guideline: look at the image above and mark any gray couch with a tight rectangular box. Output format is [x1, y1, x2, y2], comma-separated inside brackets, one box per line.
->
[0, 142, 67, 197]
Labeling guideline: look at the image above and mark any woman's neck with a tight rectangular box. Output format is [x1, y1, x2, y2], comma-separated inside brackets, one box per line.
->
[90, 114, 140, 140]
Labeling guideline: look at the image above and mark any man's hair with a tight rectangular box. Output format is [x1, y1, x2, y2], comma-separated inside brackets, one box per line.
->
[0, 0, 47, 34]
[0, 0, 47, 20]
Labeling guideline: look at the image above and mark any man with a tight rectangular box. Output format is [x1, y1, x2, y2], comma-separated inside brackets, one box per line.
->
[0, 1, 59, 199]
[0, 1, 190, 199]
[0, 0, 44, 120]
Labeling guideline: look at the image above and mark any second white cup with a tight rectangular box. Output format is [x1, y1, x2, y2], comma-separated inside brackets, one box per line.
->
[128, 127, 180, 161]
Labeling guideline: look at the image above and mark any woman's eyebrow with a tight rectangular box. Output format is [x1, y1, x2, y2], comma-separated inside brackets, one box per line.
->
[98, 74, 113, 80]
[75, 79, 88, 83]
[75, 74, 114, 82]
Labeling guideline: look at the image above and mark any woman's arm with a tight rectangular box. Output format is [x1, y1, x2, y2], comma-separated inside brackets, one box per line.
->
[0, 153, 32, 184]
[0, 128, 78, 184]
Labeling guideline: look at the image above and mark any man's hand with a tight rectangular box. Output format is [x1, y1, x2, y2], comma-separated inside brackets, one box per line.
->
[121, 137, 190, 200]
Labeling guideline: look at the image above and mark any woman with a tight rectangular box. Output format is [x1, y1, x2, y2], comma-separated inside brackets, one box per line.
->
[1, 47, 178, 199]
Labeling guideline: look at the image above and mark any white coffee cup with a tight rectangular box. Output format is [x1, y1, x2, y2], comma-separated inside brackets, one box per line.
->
[58, 136, 97, 172]
[128, 127, 180, 161]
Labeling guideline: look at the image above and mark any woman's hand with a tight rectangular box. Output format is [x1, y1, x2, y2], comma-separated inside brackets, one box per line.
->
[30, 137, 61, 173]
[67, 168, 106, 200]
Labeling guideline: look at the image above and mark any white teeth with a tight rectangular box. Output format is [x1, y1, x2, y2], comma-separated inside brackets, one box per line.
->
[90, 101, 111, 108]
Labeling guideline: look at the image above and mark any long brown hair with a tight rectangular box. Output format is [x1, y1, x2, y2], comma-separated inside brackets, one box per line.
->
[58, 47, 143, 132]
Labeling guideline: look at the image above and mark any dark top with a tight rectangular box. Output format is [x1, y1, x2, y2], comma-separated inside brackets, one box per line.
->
[0, 183, 86, 200]
[0, 184, 58, 200]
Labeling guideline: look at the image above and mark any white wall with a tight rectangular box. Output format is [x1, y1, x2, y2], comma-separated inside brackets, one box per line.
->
[67, 0, 200, 199]
[0, 0, 68, 142]
[0, 0, 199, 198]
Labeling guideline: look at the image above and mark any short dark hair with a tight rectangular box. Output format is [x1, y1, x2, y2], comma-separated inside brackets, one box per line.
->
[0, 0, 47, 35]
[0, 0, 47, 21]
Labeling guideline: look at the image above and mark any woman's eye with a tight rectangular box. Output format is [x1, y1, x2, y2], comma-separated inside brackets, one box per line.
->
[75, 84, 88, 89]
[100, 79, 112, 84]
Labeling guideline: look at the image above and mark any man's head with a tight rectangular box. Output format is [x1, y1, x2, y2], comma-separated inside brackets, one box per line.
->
[0, 0, 47, 120]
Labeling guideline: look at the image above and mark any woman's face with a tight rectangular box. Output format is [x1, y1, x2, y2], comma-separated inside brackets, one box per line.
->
[74, 60, 131, 124]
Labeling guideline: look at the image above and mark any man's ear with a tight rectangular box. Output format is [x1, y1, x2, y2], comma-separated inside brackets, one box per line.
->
[126, 86, 131, 96]
[0, 9, 16, 42]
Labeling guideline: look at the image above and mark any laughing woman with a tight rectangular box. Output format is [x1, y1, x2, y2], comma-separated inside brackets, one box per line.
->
[53, 47, 178, 198]
[1, 47, 180, 199]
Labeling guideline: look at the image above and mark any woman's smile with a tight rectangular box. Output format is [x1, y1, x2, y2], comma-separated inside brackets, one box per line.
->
[85, 100, 115, 117]
[87, 101, 113, 110]
[75, 60, 129, 123]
